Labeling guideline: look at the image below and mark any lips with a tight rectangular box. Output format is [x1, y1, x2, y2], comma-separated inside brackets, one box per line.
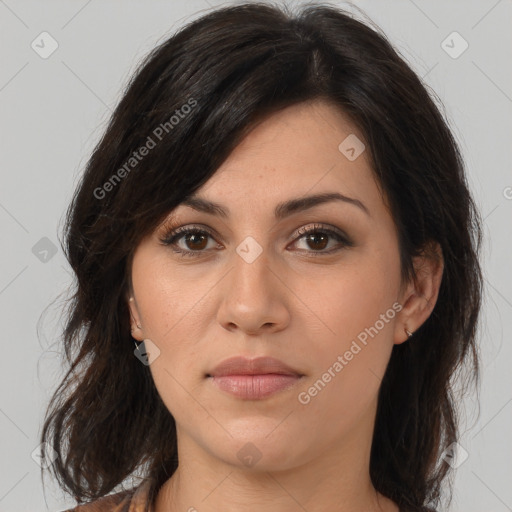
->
[206, 356, 303, 378]
[206, 356, 304, 400]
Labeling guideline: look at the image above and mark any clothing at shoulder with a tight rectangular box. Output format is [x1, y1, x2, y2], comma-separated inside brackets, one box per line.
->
[400, 505, 438, 512]
[59, 480, 153, 512]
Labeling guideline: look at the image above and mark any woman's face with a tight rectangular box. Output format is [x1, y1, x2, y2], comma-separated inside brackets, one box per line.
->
[128, 100, 415, 472]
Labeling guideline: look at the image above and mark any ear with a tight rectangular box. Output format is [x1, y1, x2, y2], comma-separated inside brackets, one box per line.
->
[126, 289, 144, 342]
[394, 240, 444, 345]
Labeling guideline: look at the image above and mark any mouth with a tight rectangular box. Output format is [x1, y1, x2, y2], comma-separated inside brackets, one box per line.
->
[206, 356, 304, 400]
[206, 374, 304, 400]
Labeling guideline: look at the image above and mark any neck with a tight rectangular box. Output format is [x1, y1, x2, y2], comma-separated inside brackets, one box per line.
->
[154, 411, 398, 512]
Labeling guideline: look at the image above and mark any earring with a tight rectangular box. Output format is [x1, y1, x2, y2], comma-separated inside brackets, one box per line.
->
[404, 328, 413, 338]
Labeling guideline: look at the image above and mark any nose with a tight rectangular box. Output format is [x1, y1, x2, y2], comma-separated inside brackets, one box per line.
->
[216, 242, 291, 335]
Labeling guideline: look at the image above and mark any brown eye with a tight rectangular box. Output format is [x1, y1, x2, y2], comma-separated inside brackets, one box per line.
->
[182, 232, 209, 251]
[160, 226, 219, 257]
[292, 224, 353, 255]
[304, 232, 329, 251]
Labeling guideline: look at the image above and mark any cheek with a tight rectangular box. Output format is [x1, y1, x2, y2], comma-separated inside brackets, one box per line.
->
[293, 246, 400, 423]
[294, 241, 400, 348]
[137, 279, 209, 423]
[131, 252, 213, 405]
[132, 251, 213, 343]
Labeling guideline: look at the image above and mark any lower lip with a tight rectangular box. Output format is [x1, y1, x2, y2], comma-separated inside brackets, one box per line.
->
[208, 374, 302, 400]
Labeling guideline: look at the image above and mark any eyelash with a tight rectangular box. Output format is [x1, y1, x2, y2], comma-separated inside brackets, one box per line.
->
[159, 223, 353, 258]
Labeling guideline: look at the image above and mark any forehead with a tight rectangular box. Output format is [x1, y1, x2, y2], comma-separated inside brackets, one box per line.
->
[190, 100, 382, 217]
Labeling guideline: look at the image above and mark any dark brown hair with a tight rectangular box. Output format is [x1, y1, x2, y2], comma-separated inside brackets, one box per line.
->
[40, 3, 483, 511]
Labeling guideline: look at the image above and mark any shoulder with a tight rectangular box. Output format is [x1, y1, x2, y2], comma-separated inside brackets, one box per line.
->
[57, 480, 153, 512]
[403, 506, 438, 512]
[398, 505, 437, 512]
[58, 489, 134, 512]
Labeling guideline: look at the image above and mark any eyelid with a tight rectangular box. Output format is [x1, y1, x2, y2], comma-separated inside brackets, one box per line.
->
[291, 223, 348, 242]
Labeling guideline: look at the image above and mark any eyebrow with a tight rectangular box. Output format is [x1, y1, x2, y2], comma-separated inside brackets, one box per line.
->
[180, 192, 370, 219]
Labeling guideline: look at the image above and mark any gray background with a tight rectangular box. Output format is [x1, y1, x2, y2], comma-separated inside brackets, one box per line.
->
[0, 1, 511, 511]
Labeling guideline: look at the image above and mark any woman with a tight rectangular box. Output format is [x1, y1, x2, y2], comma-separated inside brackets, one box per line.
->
[41, 2, 483, 512]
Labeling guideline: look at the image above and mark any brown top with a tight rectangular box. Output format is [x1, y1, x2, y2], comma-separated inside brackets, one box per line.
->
[61, 482, 436, 512]
[61, 480, 153, 512]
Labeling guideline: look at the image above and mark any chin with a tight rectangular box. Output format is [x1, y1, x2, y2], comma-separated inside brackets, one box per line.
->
[209, 434, 305, 472]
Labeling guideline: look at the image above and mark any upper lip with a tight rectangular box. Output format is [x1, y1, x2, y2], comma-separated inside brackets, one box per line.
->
[207, 356, 303, 377]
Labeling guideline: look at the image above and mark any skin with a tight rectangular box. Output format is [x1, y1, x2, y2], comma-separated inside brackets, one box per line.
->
[127, 99, 443, 512]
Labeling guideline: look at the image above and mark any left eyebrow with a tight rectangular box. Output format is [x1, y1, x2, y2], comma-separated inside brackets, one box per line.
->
[181, 191, 370, 219]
